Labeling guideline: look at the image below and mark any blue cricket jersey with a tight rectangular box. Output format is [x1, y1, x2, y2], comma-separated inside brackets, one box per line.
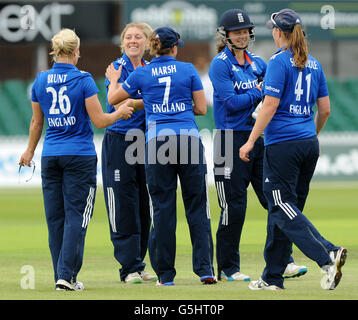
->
[263, 47, 329, 146]
[31, 63, 99, 156]
[105, 53, 147, 134]
[121, 55, 203, 142]
[209, 46, 266, 131]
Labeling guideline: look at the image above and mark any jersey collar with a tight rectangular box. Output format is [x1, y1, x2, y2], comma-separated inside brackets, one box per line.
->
[224, 45, 252, 68]
[150, 55, 176, 64]
[120, 53, 147, 71]
[53, 63, 78, 70]
[274, 46, 292, 55]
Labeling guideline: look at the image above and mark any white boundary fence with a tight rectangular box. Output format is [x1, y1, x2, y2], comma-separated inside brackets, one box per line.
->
[1, 132, 358, 187]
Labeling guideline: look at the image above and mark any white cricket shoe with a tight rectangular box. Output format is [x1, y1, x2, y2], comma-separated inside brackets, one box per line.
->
[221, 271, 250, 282]
[283, 262, 308, 279]
[321, 247, 347, 290]
[55, 279, 84, 291]
[72, 280, 84, 291]
[140, 270, 157, 282]
[124, 272, 143, 284]
[248, 278, 283, 291]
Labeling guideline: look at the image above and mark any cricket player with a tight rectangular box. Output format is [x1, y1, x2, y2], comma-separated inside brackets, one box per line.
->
[19, 28, 133, 291]
[209, 9, 307, 282]
[102, 22, 156, 284]
[105, 27, 217, 286]
[240, 9, 347, 290]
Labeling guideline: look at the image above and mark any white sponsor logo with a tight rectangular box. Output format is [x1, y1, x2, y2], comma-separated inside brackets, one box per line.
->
[234, 79, 258, 90]
[0, 3, 74, 42]
[130, 0, 217, 40]
[265, 85, 280, 93]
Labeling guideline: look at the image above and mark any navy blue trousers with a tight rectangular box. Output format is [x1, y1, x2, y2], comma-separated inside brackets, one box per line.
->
[261, 136, 339, 288]
[41, 155, 97, 283]
[146, 135, 215, 283]
[101, 130, 151, 281]
[213, 130, 293, 277]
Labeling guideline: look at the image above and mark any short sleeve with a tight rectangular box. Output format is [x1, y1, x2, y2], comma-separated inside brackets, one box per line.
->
[122, 68, 141, 97]
[317, 67, 329, 98]
[105, 60, 129, 87]
[263, 55, 286, 99]
[82, 74, 99, 99]
[31, 76, 39, 102]
[190, 64, 204, 92]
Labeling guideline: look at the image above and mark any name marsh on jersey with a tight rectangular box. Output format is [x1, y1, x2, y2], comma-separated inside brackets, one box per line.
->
[151, 64, 177, 76]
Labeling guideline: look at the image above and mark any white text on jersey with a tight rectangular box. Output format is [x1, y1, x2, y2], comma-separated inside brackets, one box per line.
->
[290, 58, 318, 70]
[48, 116, 76, 127]
[47, 74, 68, 84]
[233, 79, 258, 90]
[152, 102, 185, 113]
[289, 104, 311, 115]
[151, 65, 177, 77]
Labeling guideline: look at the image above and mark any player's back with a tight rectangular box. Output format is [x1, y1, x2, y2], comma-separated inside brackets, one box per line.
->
[32, 63, 99, 156]
[124, 56, 203, 140]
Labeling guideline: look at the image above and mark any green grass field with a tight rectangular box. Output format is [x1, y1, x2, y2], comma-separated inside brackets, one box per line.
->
[0, 183, 357, 300]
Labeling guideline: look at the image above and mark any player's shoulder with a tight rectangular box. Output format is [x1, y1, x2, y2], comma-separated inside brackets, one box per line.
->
[213, 50, 230, 64]
[74, 69, 95, 82]
[34, 69, 49, 81]
[78, 69, 93, 76]
[246, 50, 265, 64]
[210, 51, 230, 72]
[307, 54, 322, 68]
[178, 60, 195, 69]
[246, 50, 267, 71]
[114, 56, 127, 67]
[268, 50, 286, 62]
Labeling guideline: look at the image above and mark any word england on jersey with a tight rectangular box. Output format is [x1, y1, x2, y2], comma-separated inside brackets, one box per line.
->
[152, 102, 186, 113]
[48, 116, 76, 127]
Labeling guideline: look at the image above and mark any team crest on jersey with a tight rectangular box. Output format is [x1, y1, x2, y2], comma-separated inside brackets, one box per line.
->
[237, 13, 244, 23]
[251, 61, 257, 71]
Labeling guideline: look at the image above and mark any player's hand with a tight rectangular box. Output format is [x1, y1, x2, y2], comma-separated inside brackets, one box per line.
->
[106, 64, 122, 83]
[239, 141, 254, 162]
[19, 149, 34, 167]
[116, 101, 134, 120]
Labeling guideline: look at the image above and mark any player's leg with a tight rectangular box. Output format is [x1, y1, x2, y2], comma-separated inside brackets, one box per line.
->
[136, 162, 157, 281]
[250, 138, 304, 276]
[57, 155, 97, 285]
[137, 163, 151, 264]
[263, 138, 337, 270]
[295, 140, 338, 253]
[101, 131, 144, 282]
[178, 136, 215, 282]
[41, 156, 65, 284]
[261, 217, 291, 289]
[214, 130, 250, 280]
[145, 137, 178, 284]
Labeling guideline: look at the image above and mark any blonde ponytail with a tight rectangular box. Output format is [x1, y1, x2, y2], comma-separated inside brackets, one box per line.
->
[50, 28, 80, 62]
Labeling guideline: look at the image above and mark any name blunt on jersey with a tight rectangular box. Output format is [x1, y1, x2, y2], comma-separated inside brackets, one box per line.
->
[152, 102, 186, 113]
[47, 74, 68, 84]
[48, 116, 76, 127]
